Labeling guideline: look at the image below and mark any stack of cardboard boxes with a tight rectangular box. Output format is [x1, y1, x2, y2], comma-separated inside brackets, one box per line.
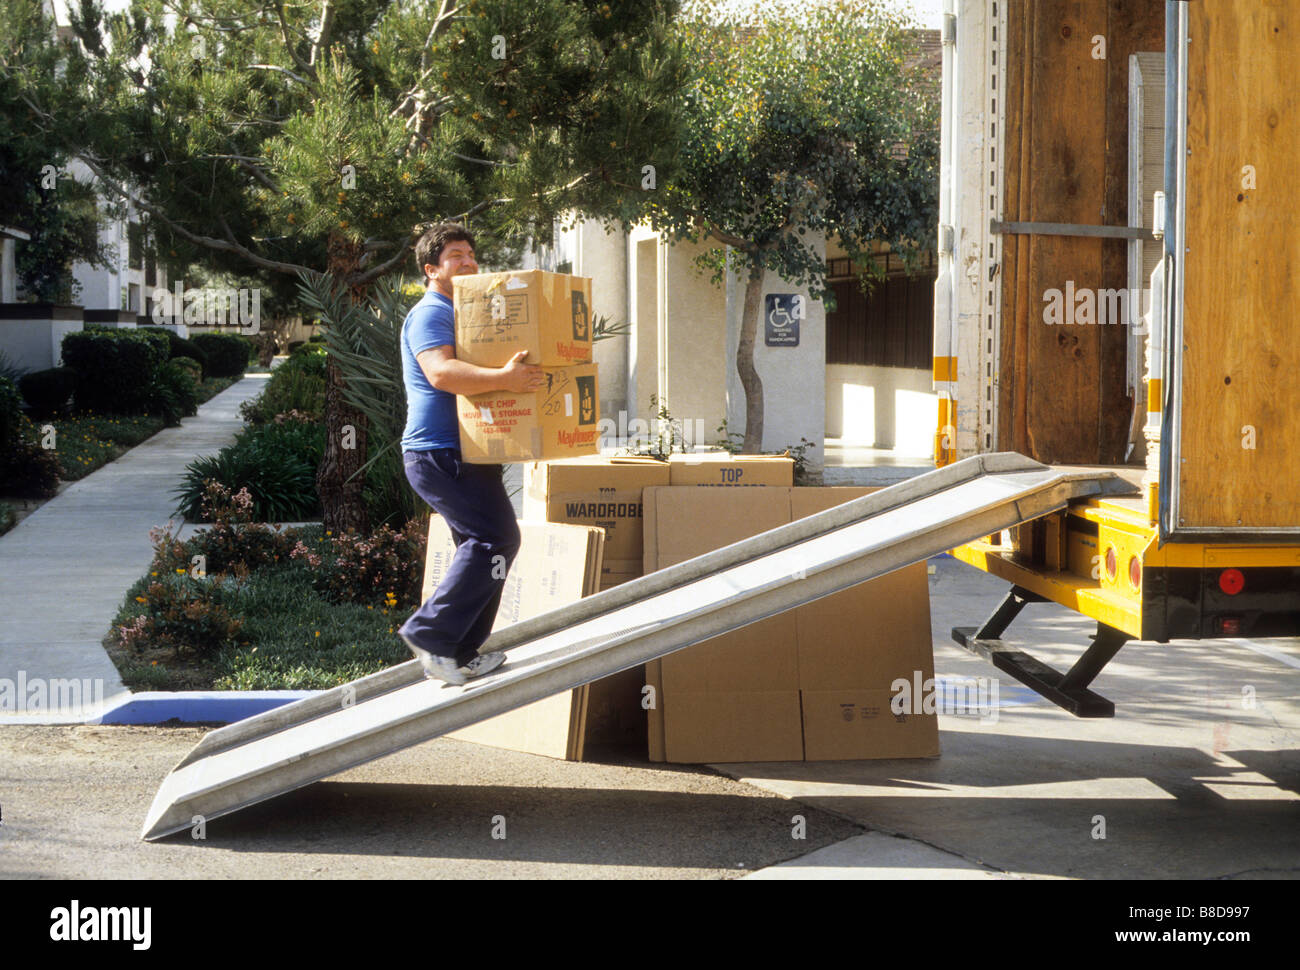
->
[453, 270, 600, 463]
[642, 485, 937, 762]
[520, 453, 939, 763]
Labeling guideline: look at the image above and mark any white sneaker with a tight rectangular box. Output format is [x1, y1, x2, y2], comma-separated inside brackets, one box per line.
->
[459, 652, 506, 678]
[400, 633, 468, 685]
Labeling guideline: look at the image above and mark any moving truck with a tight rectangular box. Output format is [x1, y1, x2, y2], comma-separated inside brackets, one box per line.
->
[932, 0, 1299, 714]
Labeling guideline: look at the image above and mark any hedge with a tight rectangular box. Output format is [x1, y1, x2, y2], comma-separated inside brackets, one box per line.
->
[62, 327, 169, 415]
[139, 327, 209, 376]
[191, 333, 250, 378]
[18, 367, 78, 418]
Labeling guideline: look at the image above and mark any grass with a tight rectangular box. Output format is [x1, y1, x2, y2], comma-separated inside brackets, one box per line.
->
[0, 500, 14, 537]
[44, 377, 238, 480]
[50, 413, 166, 480]
[107, 526, 412, 691]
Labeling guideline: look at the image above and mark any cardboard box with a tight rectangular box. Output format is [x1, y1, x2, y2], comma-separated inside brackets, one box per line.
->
[458, 363, 599, 463]
[790, 489, 934, 691]
[642, 486, 937, 763]
[661, 691, 804, 763]
[453, 269, 593, 367]
[801, 689, 940, 761]
[667, 453, 794, 486]
[422, 514, 634, 759]
[523, 455, 670, 562]
[644, 488, 798, 693]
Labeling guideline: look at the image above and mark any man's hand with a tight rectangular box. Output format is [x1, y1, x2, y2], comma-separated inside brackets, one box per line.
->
[497, 350, 546, 394]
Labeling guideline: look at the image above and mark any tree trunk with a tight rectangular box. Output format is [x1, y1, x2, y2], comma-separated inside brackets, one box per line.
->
[318, 232, 370, 536]
[738, 262, 766, 453]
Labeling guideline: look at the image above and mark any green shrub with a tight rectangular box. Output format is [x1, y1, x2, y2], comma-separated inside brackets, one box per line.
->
[0, 376, 23, 452]
[139, 327, 209, 376]
[284, 342, 328, 377]
[18, 367, 77, 418]
[172, 356, 203, 381]
[116, 573, 244, 659]
[175, 421, 325, 521]
[151, 484, 297, 576]
[238, 366, 326, 425]
[0, 378, 61, 497]
[62, 327, 169, 414]
[293, 520, 427, 609]
[191, 333, 249, 378]
[148, 361, 199, 426]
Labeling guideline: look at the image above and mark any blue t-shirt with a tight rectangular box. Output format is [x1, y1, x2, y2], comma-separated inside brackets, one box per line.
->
[400, 289, 460, 451]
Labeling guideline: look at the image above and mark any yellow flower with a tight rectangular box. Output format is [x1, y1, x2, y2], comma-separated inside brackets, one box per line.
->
[314, 631, 320, 637]
[135, 596, 146, 603]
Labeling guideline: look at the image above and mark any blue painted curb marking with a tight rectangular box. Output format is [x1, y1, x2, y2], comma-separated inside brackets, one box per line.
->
[98, 690, 320, 725]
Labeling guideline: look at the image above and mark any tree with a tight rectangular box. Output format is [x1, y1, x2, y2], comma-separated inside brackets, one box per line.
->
[0, 0, 110, 304]
[654, 0, 938, 453]
[23, 0, 686, 531]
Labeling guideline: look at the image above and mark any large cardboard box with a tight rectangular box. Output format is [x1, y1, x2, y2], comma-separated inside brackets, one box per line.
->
[424, 514, 596, 759]
[523, 456, 670, 567]
[422, 514, 642, 758]
[790, 489, 935, 692]
[458, 363, 599, 463]
[802, 688, 939, 761]
[642, 486, 938, 763]
[453, 269, 593, 367]
[667, 453, 794, 487]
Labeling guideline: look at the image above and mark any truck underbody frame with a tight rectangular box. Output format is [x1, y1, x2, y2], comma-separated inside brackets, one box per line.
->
[953, 585, 1133, 718]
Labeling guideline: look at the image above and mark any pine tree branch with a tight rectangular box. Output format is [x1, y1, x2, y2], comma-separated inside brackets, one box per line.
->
[310, 0, 336, 69]
[199, 154, 281, 192]
[273, 0, 314, 75]
[247, 64, 312, 87]
[76, 150, 315, 276]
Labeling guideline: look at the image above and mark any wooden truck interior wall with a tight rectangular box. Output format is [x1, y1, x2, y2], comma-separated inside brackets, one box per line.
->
[999, 1, 1163, 464]
[1179, 2, 1298, 532]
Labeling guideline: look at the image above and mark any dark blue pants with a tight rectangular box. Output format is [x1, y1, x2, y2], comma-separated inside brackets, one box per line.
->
[399, 448, 521, 665]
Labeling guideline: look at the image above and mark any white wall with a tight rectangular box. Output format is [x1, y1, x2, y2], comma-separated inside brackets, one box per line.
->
[627, 227, 660, 426]
[662, 237, 727, 449]
[725, 237, 827, 479]
[575, 220, 628, 422]
[826, 363, 937, 455]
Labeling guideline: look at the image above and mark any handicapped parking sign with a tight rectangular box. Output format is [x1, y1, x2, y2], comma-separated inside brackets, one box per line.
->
[765, 294, 803, 347]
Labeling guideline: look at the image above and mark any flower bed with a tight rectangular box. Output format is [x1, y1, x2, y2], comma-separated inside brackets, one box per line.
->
[108, 483, 429, 691]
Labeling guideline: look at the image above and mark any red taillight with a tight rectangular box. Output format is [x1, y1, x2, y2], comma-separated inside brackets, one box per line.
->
[1129, 556, 1141, 590]
[1219, 569, 1245, 596]
[1216, 616, 1242, 636]
[1105, 546, 1117, 580]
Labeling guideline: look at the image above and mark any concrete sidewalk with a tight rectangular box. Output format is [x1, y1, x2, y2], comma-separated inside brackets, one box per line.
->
[732, 556, 1300, 880]
[0, 376, 268, 722]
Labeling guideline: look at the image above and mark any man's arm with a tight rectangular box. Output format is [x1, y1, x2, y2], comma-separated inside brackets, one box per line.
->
[417, 345, 545, 396]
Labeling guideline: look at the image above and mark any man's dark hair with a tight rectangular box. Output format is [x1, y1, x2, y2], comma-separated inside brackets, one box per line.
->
[415, 222, 477, 277]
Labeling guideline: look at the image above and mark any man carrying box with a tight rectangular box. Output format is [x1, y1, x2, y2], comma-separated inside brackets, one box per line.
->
[397, 222, 543, 685]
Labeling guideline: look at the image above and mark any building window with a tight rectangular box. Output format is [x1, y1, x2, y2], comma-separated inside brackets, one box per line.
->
[127, 222, 144, 271]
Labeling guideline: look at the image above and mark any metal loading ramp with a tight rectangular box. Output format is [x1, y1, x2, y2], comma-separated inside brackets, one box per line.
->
[141, 453, 1132, 840]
